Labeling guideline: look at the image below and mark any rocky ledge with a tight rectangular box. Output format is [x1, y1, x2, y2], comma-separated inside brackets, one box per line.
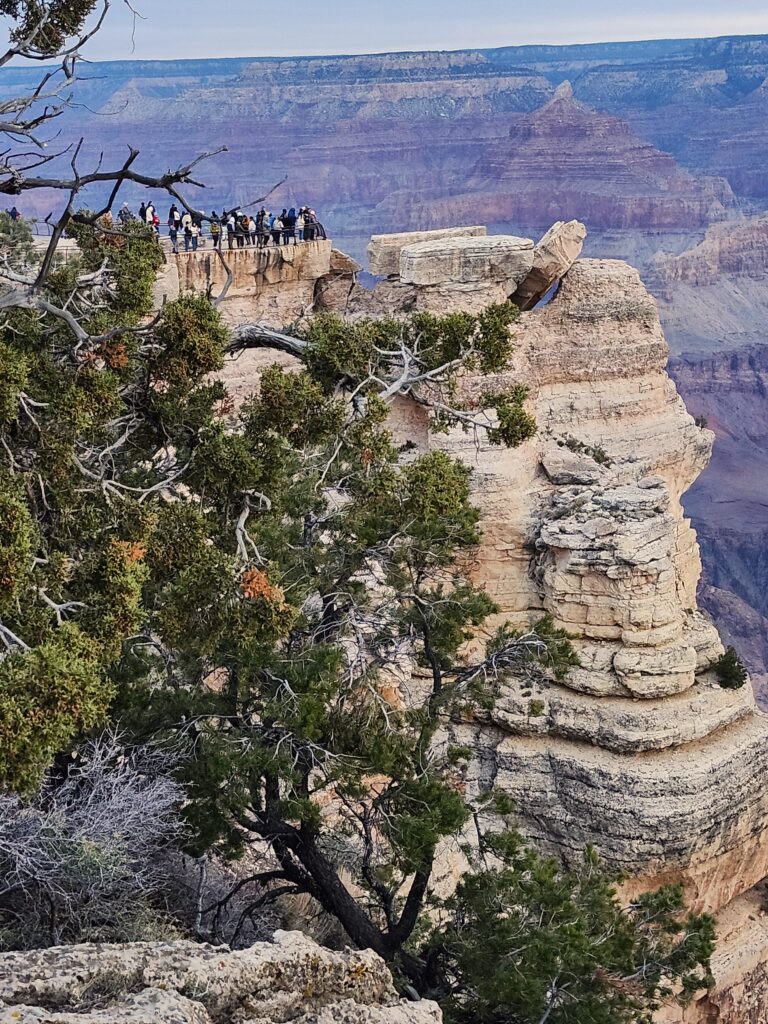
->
[0, 932, 440, 1024]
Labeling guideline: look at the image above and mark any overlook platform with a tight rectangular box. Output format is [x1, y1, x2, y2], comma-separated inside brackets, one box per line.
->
[154, 238, 338, 324]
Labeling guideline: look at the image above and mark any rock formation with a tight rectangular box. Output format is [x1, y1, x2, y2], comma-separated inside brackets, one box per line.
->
[342, 232, 768, 1021]
[510, 220, 587, 309]
[0, 932, 440, 1024]
[368, 226, 486, 278]
[30, 224, 768, 1022]
[154, 240, 341, 328]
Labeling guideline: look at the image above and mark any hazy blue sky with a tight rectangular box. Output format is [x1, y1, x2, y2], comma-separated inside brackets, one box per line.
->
[86, 1, 768, 61]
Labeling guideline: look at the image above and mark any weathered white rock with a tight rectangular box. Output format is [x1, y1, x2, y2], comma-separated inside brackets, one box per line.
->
[489, 676, 753, 753]
[510, 219, 587, 310]
[399, 235, 534, 288]
[613, 644, 698, 697]
[367, 225, 487, 278]
[0, 933, 440, 1024]
[424, 257, 768, 927]
[540, 449, 605, 485]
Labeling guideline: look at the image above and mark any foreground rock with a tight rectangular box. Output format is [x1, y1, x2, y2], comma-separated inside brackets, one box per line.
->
[0, 932, 440, 1024]
[399, 234, 534, 289]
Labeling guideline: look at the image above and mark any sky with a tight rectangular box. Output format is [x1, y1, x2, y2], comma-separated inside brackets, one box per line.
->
[85, 0, 768, 62]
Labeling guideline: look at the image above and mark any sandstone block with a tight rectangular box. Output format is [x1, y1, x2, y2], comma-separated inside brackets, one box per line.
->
[329, 248, 362, 274]
[510, 219, 587, 310]
[367, 225, 486, 278]
[541, 450, 605, 485]
[613, 644, 698, 697]
[399, 235, 534, 289]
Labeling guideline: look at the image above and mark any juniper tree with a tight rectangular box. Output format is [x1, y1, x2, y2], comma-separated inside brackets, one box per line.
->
[428, 827, 715, 1024]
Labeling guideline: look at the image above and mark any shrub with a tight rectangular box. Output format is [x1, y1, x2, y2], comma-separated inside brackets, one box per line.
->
[714, 646, 748, 689]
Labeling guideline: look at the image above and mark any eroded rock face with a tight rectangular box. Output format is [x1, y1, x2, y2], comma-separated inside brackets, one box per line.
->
[0, 932, 440, 1024]
[418, 258, 768, 925]
[162, 241, 335, 327]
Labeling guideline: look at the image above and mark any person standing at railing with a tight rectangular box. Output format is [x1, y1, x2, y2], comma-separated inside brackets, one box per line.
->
[270, 212, 283, 247]
[296, 208, 305, 242]
[210, 212, 221, 249]
[249, 216, 258, 246]
[190, 221, 200, 252]
[304, 208, 316, 242]
[226, 212, 235, 250]
[284, 208, 297, 245]
[169, 222, 179, 254]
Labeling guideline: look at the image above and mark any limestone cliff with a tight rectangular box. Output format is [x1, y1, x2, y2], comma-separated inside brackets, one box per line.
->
[325, 232, 768, 1021]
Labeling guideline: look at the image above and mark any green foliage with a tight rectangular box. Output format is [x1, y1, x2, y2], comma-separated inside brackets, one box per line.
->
[0, 215, 230, 790]
[0, 199, 586, 989]
[714, 646, 748, 689]
[0, 473, 36, 602]
[151, 293, 228, 391]
[0, 0, 98, 51]
[483, 384, 537, 447]
[0, 626, 108, 792]
[558, 434, 613, 467]
[302, 301, 520, 394]
[430, 833, 715, 1024]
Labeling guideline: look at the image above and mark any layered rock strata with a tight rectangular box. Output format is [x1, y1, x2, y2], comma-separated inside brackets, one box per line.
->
[428, 259, 768, 921]
[0, 932, 440, 1024]
[161, 227, 768, 1022]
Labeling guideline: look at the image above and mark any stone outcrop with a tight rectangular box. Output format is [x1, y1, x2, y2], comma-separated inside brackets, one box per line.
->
[372, 250, 767, 1021]
[510, 219, 587, 309]
[423, 260, 768, 923]
[92, 225, 768, 1022]
[399, 234, 533, 289]
[368, 226, 486, 278]
[0, 932, 440, 1024]
[157, 241, 338, 328]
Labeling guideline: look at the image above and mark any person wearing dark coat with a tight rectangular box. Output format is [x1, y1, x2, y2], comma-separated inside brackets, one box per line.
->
[284, 207, 297, 245]
[303, 209, 317, 243]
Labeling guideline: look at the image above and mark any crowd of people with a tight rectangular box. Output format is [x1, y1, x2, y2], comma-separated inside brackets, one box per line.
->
[117, 201, 326, 254]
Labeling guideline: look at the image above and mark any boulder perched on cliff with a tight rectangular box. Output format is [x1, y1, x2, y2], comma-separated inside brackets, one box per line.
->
[0, 932, 440, 1024]
[367, 225, 486, 278]
[510, 219, 587, 310]
[399, 234, 534, 289]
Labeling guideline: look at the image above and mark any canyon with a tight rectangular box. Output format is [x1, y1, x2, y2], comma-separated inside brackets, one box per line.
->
[6, 31, 768, 1019]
